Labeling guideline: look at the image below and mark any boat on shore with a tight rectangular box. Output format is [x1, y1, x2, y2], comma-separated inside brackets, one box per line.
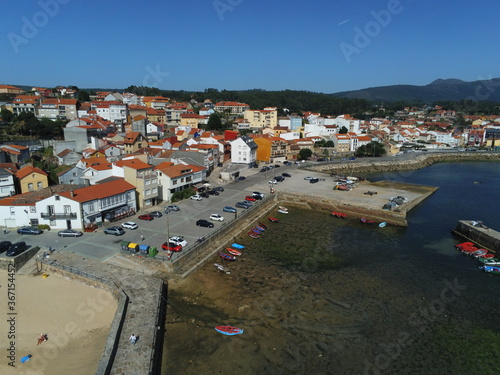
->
[258, 222, 268, 229]
[379, 222, 387, 228]
[278, 209, 288, 214]
[218, 252, 236, 261]
[331, 211, 347, 218]
[278, 206, 288, 212]
[214, 263, 230, 274]
[215, 326, 244, 336]
[480, 258, 500, 266]
[248, 231, 259, 239]
[268, 217, 280, 222]
[227, 248, 242, 256]
[231, 243, 245, 249]
[360, 217, 375, 224]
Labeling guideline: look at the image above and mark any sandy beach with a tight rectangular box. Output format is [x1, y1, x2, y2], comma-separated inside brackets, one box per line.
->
[0, 265, 117, 375]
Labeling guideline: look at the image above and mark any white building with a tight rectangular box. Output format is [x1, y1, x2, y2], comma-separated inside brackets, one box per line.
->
[230, 136, 257, 166]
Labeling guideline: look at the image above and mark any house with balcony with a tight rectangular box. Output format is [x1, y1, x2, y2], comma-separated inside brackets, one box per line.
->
[214, 101, 250, 115]
[165, 103, 190, 126]
[0, 84, 23, 94]
[154, 161, 205, 203]
[243, 108, 278, 129]
[37, 98, 80, 120]
[252, 134, 288, 163]
[16, 165, 49, 193]
[113, 159, 159, 208]
[11, 95, 41, 115]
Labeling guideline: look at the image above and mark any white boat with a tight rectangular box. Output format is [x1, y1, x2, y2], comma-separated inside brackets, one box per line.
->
[214, 263, 230, 274]
[379, 222, 387, 228]
[278, 209, 288, 214]
[278, 206, 288, 211]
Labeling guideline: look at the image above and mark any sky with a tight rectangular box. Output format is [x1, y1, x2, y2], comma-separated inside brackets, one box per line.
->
[0, 0, 499, 94]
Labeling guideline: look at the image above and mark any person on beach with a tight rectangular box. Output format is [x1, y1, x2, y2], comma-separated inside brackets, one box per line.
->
[20, 354, 32, 363]
[141, 235, 145, 241]
[37, 334, 48, 346]
[129, 334, 137, 345]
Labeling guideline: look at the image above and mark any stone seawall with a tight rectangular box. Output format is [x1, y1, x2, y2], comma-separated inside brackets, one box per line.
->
[309, 152, 500, 175]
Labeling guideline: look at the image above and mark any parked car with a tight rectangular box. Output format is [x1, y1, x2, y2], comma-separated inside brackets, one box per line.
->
[161, 242, 182, 252]
[223, 206, 237, 213]
[57, 229, 83, 237]
[274, 176, 285, 182]
[190, 194, 202, 201]
[0, 241, 12, 254]
[235, 202, 250, 209]
[165, 204, 180, 212]
[121, 222, 138, 230]
[283, 161, 292, 165]
[245, 196, 257, 202]
[6, 242, 27, 257]
[150, 211, 163, 218]
[253, 191, 264, 198]
[200, 192, 210, 198]
[209, 214, 224, 222]
[238, 176, 246, 181]
[196, 219, 214, 228]
[17, 226, 43, 235]
[269, 179, 278, 184]
[317, 158, 326, 162]
[169, 236, 188, 247]
[138, 214, 154, 221]
[207, 189, 219, 196]
[260, 167, 269, 172]
[304, 176, 316, 180]
[282, 173, 291, 178]
[274, 165, 281, 168]
[309, 178, 319, 183]
[104, 226, 125, 236]
[214, 187, 224, 192]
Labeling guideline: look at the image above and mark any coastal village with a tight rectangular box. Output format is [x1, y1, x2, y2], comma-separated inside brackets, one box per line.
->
[0, 83, 499, 232]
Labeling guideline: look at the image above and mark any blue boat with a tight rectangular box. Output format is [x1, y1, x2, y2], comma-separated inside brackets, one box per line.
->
[215, 326, 244, 335]
[231, 243, 245, 249]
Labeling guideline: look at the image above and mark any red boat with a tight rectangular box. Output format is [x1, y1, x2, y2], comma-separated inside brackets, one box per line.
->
[248, 231, 259, 239]
[218, 252, 236, 261]
[331, 211, 347, 218]
[268, 217, 280, 223]
[360, 217, 375, 224]
[227, 248, 242, 256]
[215, 326, 244, 336]
[258, 222, 268, 230]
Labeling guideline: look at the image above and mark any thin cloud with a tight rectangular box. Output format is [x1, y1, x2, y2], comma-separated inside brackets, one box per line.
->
[338, 19, 350, 26]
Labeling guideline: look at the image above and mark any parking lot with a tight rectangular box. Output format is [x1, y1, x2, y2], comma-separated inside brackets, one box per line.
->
[0, 162, 335, 262]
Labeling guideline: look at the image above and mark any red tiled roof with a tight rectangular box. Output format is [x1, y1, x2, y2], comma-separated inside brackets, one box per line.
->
[59, 179, 136, 203]
[16, 165, 48, 179]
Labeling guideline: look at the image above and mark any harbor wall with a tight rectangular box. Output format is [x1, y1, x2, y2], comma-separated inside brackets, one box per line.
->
[308, 152, 500, 175]
[452, 220, 500, 253]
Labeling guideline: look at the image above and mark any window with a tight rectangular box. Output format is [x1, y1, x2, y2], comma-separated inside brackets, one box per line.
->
[152, 187, 157, 194]
[145, 189, 151, 196]
[55, 195, 60, 201]
[30, 206, 36, 213]
[28, 183, 34, 191]
[64, 205, 71, 214]
[88, 203, 94, 212]
[10, 207, 15, 215]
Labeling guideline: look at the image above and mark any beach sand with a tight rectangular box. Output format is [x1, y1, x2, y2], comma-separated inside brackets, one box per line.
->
[0, 266, 117, 375]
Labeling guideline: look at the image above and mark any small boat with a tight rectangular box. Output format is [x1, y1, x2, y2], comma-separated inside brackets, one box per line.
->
[360, 217, 374, 224]
[278, 206, 288, 212]
[480, 265, 500, 275]
[214, 263, 230, 274]
[231, 243, 245, 249]
[470, 249, 488, 258]
[255, 225, 266, 231]
[379, 222, 387, 228]
[218, 252, 236, 261]
[215, 326, 244, 336]
[456, 242, 475, 248]
[481, 258, 500, 266]
[278, 209, 288, 214]
[268, 217, 280, 222]
[258, 222, 268, 230]
[248, 232, 259, 239]
[226, 248, 242, 256]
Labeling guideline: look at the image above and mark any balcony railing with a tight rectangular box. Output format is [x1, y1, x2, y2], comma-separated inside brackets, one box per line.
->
[41, 212, 77, 219]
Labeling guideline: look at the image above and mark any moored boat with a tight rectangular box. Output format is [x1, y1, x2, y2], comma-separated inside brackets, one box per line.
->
[278, 209, 288, 214]
[278, 206, 288, 212]
[218, 252, 236, 261]
[226, 248, 242, 256]
[258, 222, 268, 229]
[214, 263, 231, 274]
[215, 326, 244, 335]
[480, 258, 500, 266]
[251, 228, 263, 234]
[255, 225, 266, 231]
[268, 217, 280, 223]
[379, 222, 387, 228]
[231, 243, 245, 249]
[360, 217, 374, 224]
[480, 265, 500, 275]
[248, 231, 259, 239]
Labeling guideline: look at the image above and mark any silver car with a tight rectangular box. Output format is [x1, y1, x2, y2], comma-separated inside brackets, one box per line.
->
[57, 229, 83, 237]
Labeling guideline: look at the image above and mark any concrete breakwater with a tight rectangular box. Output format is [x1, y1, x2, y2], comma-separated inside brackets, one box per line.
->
[309, 152, 500, 175]
[453, 220, 500, 253]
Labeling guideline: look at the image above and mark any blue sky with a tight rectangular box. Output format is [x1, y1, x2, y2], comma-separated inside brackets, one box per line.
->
[0, 0, 498, 93]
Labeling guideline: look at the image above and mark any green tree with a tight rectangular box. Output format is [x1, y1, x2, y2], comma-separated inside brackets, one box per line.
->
[298, 148, 312, 160]
[356, 141, 386, 157]
[1, 109, 14, 123]
[207, 113, 222, 130]
[78, 90, 90, 102]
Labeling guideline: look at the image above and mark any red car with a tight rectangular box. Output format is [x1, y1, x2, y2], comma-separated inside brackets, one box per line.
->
[162, 242, 182, 252]
[138, 214, 154, 221]
[245, 196, 257, 201]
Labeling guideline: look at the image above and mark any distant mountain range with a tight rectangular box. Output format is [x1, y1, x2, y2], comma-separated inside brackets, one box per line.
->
[333, 78, 500, 103]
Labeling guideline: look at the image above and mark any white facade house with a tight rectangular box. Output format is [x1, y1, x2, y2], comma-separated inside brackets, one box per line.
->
[230, 136, 257, 166]
[0, 169, 16, 198]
